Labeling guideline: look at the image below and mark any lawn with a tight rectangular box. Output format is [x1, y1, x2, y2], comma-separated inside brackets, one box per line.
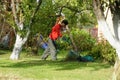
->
[0, 49, 113, 80]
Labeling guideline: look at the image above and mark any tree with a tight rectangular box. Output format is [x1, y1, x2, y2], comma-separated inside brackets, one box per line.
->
[52, 0, 96, 28]
[9, 0, 42, 60]
[93, 0, 120, 79]
[32, 0, 56, 36]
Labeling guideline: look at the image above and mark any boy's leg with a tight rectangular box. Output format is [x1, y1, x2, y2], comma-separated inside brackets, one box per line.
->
[48, 39, 57, 61]
[41, 45, 50, 60]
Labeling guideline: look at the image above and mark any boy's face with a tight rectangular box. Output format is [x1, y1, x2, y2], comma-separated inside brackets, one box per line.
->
[61, 23, 66, 28]
[61, 23, 67, 31]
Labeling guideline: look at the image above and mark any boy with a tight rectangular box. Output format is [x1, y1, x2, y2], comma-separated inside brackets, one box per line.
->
[41, 19, 68, 61]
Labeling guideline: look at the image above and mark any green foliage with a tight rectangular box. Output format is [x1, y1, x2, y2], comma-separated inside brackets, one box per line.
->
[54, 0, 97, 28]
[56, 37, 72, 50]
[20, 0, 37, 25]
[79, 11, 97, 27]
[30, 0, 56, 36]
[1, 0, 97, 38]
[89, 41, 116, 64]
[71, 28, 96, 51]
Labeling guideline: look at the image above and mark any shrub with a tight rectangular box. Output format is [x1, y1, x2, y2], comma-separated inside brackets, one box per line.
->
[56, 37, 71, 50]
[56, 28, 96, 51]
[89, 41, 116, 64]
[71, 28, 96, 51]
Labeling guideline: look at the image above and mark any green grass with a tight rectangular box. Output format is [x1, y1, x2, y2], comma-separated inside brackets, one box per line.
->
[0, 49, 113, 80]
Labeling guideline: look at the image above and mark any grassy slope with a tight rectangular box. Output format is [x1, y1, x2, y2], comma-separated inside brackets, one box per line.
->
[0, 49, 113, 80]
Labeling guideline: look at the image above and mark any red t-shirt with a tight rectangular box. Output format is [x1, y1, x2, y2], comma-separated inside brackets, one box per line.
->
[49, 24, 62, 40]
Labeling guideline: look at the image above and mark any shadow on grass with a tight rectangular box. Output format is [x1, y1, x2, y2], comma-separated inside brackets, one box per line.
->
[0, 49, 12, 55]
[0, 59, 112, 71]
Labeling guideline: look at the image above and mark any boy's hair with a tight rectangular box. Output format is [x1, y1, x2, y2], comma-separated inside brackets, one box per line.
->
[61, 19, 68, 25]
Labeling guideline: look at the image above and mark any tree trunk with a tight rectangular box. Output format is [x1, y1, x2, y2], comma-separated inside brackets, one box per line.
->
[0, 18, 5, 39]
[10, 34, 22, 60]
[113, 58, 120, 80]
[93, 0, 120, 80]
[93, 0, 120, 58]
[10, 33, 28, 60]
[113, 14, 120, 80]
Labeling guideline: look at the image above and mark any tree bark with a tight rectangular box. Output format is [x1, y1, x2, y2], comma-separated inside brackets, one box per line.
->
[0, 18, 5, 39]
[10, 34, 23, 60]
[93, 0, 120, 80]
[113, 12, 120, 80]
[10, 24, 30, 60]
